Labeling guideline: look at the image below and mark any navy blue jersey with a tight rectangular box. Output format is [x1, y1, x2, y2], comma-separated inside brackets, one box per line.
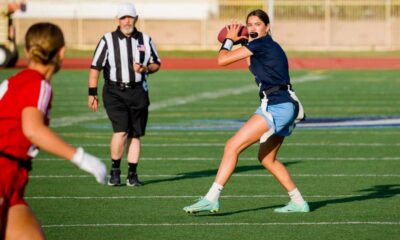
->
[245, 35, 293, 105]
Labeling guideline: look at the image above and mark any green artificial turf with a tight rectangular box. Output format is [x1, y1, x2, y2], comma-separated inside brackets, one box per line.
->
[0, 69, 399, 240]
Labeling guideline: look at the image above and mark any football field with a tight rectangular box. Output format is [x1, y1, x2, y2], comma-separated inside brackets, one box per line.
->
[1, 69, 399, 239]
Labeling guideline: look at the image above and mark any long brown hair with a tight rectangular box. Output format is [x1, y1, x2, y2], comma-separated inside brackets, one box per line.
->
[246, 9, 271, 35]
[246, 9, 270, 25]
[25, 23, 65, 65]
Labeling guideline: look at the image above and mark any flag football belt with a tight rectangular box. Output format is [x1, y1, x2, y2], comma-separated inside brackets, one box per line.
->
[258, 85, 289, 142]
[259, 85, 306, 123]
[257, 84, 305, 143]
[106, 81, 140, 90]
[259, 85, 289, 99]
[0, 151, 32, 171]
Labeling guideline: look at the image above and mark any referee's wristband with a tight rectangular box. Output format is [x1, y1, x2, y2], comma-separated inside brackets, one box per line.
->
[220, 38, 234, 52]
[88, 87, 98, 96]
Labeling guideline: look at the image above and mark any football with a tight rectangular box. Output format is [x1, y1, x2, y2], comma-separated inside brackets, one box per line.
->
[217, 24, 249, 44]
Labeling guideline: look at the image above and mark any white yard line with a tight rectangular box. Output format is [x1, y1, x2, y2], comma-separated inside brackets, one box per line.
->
[28, 173, 400, 178]
[301, 118, 400, 128]
[73, 142, 399, 147]
[39, 142, 398, 148]
[51, 74, 325, 128]
[58, 131, 400, 136]
[33, 156, 400, 161]
[26, 194, 400, 200]
[41, 221, 400, 228]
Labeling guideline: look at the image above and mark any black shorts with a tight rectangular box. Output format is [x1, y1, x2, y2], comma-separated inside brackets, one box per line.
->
[103, 82, 149, 138]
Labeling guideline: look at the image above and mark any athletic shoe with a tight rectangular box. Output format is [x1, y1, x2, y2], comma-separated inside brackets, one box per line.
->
[107, 168, 121, 186]
[126, 172, 143, 187]
[183, 197, 219, 214]
[274, 201, 310, 213]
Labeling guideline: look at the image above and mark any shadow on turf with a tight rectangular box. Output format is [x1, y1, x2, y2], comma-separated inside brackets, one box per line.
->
[143, 161, 301, 186]
[196, 204, 284, 217]
[309, 184, 400, 211]
[193, 184, 400, 216]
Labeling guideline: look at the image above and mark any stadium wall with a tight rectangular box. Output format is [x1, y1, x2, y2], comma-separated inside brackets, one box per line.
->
[11, 0, 400, 51]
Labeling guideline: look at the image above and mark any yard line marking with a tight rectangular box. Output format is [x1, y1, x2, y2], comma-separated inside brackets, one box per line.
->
[51, 74, 325, 127]
[41, 222, 400, 228]
[71, 142, 400, 147]
[59, 132, 236, 137]
[301, 118, 400, 128]
[30, 175, 90, 178]
[33, 156, 400, 161]
[26, 194, 400, 200]
[234, 174, 400, 177]
[29, 173, 400, 178]
[58, 131, 400, 136]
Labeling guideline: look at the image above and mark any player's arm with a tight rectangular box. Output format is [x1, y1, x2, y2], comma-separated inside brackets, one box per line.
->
[88, 68, 100, 112]
[134, 63, 160, 74]
[22, 107, 75, 159]
[21, 107, 106, 183]
[147, 63, 160, 74]
[134, 38, 161, 74]
[218, 24, 252, 66]
[218, 47, 252, 66]
[88, 37, 107, 112]
[147, 37, 161, 74]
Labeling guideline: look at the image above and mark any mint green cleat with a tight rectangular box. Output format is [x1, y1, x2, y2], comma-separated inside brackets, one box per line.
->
[274, 201, 310, 213]
[183, 197, 220, 214]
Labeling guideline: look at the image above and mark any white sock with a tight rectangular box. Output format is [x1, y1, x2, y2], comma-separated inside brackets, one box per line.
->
[204, 182, 223, 202]
[288, 188, 306, 206]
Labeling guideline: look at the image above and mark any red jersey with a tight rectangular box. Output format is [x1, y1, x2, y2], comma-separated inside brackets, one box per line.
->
[0, 69, 52, 161]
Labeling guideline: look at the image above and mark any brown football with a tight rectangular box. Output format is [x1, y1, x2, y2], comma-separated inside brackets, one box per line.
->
[217, 25, 249, 44]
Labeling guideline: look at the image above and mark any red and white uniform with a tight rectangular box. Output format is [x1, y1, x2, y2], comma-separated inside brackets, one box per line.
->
[0, 69, 52, 208]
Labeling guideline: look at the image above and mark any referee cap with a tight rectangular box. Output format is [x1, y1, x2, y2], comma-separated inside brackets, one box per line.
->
[117, 3, 138, 18]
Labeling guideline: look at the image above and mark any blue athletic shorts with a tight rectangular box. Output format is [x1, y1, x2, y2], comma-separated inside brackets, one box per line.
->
[255, 102, 297, 137]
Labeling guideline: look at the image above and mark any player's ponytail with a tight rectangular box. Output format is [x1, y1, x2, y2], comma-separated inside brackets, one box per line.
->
[25, 23, 65, 65]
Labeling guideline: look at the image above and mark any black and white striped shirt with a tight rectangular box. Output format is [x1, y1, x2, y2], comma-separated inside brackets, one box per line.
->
[91, 27, 160, 83]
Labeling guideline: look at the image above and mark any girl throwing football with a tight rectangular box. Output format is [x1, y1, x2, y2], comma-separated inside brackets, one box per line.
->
[183, 9, 309, 214]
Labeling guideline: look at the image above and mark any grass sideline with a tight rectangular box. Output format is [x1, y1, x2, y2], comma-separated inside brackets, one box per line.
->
[0, 69, 399, 240]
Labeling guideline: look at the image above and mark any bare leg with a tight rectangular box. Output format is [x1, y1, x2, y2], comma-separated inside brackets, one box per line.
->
[126, 137, 143, 186]
[110, 132, 128, 160]
[0, 198, 8, 240]
[214, 114, 269, 186]
[258, 135, 309, 212]
[126, 137, 141, 164]
[258, 135, 296, 192]
[183, 115, 270, 213]
[5, 205, 45, 240]
[184, 114, 308, 213]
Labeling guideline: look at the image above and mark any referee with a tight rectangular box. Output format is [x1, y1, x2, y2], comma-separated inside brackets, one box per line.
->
[87, 3, 160, 187]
